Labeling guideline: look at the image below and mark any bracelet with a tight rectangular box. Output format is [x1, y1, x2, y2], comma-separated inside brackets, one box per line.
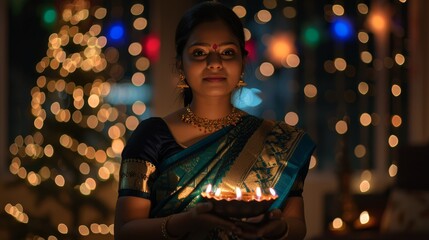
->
[161, 215, 179, 240]
[262, 221, 289, 240]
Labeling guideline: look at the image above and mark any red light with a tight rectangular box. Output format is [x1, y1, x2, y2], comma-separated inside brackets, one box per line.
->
[142, 33, 160, 62]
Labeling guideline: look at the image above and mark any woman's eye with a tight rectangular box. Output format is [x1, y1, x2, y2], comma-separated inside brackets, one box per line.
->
[222, 49, 236, 57]
[192, 50, 207, 57]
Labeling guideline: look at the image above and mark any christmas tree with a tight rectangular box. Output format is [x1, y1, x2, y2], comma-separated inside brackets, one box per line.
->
[4, 0, 152, 239]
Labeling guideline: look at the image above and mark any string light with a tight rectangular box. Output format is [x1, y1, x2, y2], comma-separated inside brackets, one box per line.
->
[7, 0, 408, 237]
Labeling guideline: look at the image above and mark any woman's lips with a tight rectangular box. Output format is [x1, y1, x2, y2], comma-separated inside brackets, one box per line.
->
[203, 77, 226, 82]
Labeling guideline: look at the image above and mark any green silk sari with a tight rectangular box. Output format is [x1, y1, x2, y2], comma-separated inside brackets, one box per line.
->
[119, 115, 315, 239]
[149, 115, 315, 217]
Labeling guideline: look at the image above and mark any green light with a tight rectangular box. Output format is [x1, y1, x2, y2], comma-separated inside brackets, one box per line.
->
[303, 27, 320, 46]
[43, 8, 57, 24]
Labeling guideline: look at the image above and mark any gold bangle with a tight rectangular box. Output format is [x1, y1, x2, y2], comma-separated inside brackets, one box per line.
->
[161, 215, 179, 239]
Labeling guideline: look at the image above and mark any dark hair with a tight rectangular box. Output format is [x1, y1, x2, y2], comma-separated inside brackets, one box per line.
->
[175, 1, 248, 106]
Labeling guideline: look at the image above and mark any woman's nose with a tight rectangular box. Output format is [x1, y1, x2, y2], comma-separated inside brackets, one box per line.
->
[206, 52, 223, 70]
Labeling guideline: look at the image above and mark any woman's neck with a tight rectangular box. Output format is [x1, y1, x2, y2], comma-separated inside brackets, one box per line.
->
[188, 97, 234, 120]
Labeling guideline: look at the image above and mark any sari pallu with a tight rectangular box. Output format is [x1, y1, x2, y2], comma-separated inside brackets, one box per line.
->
[149, 115, 316, 218]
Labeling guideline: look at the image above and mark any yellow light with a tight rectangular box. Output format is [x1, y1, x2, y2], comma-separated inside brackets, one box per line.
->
[388, 135, 399, 147]
[79, 162, 90, 175]
[357, 3, 369, 14]
[88, 94, 100, 108]
[98, 167, 110, 180]
[354, 144, 366, 158]
[388, 164, 398, 177]
[87, 115, 99, 129]
[43, 144, 54, 157]
[284, 112, 299, 126]
[108, 125, 122, 140]
[133, 17, 148, 30]
[79, 225, 90, 236]
[360, 51, 373, 63]
[136, 57, 150, 71]
[332, 4, 345, 16]
[256, 10, 272, 23]
[309, 155, 317, 169]
[232, 5, 246, 18]
[358, 32, 369, 43]
[391, 115, 402, 127]
[332, 218, 344, 229]
[335, 120, 348, 134]
[262, 0, 276, 9]
[334, 58, 347, 71]
[395, 53, 405, 65]
[266, 34, 295, 65]
[359, 211, 370, 224]
[358, 82, 369, 95]
[259, 62, 275, 77]
[391, 84, 401, 97]
[55, 175, 65, 187]
[131, 72, 146, 86]
[130, 3, 144, 16]
[80, 183, 91, 195]
[112, 139, 125, 155]
[283, 54, 300, 68]
[304, 84, 317, 98]
[132, 101, 147, 115]
[359, 180, 371, 192]
[243, 28, 251, 41]
[360, 113, 372, 126]
[128, 42, 142, 56]
[125, 116, 139, 131]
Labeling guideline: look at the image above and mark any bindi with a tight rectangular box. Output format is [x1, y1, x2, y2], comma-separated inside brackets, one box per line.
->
[212, 44, 218, 50]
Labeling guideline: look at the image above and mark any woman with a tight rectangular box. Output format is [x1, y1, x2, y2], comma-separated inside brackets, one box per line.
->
[114, 2, 315, 239]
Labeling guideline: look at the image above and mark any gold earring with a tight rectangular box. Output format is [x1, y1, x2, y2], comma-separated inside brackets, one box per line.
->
[177, 74, 189, 89]
[237, 73, 247, 87]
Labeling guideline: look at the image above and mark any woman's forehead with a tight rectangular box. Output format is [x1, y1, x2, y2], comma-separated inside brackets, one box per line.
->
[186, 20, 239, 46]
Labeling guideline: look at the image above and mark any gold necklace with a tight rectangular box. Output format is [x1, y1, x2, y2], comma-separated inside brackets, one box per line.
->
[181, 106, 243, 133]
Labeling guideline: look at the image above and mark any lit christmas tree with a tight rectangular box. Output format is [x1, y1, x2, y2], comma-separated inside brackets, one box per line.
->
[5, 0, 152, 239]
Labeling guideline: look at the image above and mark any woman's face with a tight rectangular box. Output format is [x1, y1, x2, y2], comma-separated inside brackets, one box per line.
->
[181, 20, 244, 100]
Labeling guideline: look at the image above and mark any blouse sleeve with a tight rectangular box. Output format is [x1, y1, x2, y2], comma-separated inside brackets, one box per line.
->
[118, 118, 162, 198]
[118, 158, 156, 198]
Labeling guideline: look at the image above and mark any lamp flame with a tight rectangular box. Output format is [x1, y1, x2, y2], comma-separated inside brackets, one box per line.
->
[215, 188, 221, 197]
[256, 187, 262, 199]
[235, 187, 242, 200]
[205, 184, 212, 193]
[269, 188, 276, 196]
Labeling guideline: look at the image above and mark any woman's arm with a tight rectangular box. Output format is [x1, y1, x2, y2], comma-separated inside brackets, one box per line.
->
[114, 196, 240, 240]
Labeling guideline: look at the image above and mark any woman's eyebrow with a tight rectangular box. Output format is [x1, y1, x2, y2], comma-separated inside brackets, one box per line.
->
[188, 41, 239, 47]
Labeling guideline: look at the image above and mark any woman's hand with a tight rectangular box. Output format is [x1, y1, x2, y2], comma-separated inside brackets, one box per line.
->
[185, 202, 242, 235]
[233, 209, 288, 239]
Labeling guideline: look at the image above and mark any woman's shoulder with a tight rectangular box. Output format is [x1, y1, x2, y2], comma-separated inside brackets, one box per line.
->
[132, 117, 168, 136]
[122, 117, 170, 157]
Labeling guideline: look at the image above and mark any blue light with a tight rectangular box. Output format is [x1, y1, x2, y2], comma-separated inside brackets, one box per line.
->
[232, 87, 262, 109]
[105, 83, 151, 104]
[332, 18, 353, 41]
[108, 23, 125, 41]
